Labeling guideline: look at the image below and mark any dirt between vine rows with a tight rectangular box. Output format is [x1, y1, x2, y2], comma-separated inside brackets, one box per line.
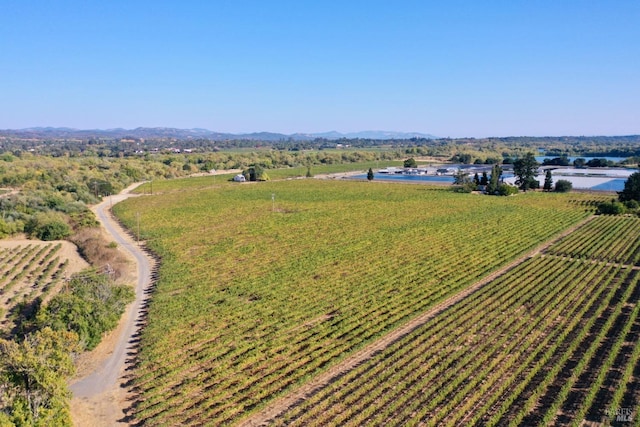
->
[0, 238, 89, 326]
[239, 215, 597, 426]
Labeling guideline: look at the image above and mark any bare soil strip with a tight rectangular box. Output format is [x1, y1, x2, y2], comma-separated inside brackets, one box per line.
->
[239, 215, 597, 426]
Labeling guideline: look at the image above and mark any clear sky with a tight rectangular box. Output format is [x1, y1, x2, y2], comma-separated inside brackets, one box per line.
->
[1, 0, 638, 137]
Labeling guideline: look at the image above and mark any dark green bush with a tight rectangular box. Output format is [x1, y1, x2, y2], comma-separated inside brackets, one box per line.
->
[554, 179, 573, 193]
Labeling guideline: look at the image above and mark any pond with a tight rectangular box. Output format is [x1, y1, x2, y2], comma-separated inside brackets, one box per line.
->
[350, 169, 637, 192]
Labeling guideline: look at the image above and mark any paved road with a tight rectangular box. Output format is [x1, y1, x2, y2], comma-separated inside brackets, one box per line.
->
[70, 189, 152, 398]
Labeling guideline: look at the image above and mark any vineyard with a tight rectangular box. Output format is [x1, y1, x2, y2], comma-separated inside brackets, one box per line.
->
[271, 216, 640, 425]
[110, 178, 622, 425]
[547, 215, 640, 266]
[0, 242, 78, 331]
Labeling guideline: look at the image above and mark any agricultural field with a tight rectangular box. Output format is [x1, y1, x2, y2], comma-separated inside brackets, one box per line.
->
[112, 177, 619, 425]
[0, 240, 88, 332]
[273, 216, 640, 426]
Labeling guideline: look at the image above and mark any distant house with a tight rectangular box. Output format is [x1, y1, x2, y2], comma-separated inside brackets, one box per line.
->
[233, 174, 246, 182]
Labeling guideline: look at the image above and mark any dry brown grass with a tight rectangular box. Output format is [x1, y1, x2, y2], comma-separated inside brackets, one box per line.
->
[70, 228, 130, 281]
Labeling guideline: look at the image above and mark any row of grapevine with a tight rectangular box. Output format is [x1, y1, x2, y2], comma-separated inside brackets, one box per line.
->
[274, 259, 638, 425]
[267, 216, 640, 426]
[0, 243, 69, 329]
[111, 179, 602, 425]
[547, 215, 640, 265]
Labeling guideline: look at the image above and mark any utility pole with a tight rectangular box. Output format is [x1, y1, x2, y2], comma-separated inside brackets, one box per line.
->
[136, 212, 140, 244]
[272, 193, 275, 212]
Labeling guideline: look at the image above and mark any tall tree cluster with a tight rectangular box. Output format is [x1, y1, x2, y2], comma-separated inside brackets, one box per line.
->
[513, 153, 540, 191]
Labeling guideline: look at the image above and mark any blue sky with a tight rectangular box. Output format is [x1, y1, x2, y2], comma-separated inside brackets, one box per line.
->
[1, 1, 638, 137]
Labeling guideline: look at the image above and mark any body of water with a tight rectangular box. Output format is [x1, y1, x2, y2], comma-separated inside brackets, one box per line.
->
[590, 179, 627, 191]
[351, 172, 631, 192]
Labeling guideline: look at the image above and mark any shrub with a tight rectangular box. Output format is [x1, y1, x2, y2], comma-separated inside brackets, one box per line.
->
[0, 218, 22, 238]
[597, 201, 627, 215]
[39, 270, 134, 351]
[624, 199, 639, 210]
[526, 178, 540, 190]
[554, 180, 573, 193]
[25, 212, 72, 241]
[497, 183, 519, 196]
[454, 181, 477, 193]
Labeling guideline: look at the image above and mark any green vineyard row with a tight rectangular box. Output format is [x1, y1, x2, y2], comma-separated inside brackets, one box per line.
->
[272, 216, 640, 426]
[0, 243, 68, 329]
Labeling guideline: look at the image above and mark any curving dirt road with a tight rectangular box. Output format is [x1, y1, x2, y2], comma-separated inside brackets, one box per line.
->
[69, 184, 154, 426]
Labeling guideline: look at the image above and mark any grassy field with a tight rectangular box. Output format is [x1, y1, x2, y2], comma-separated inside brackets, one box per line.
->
[113, 176, 611, 425]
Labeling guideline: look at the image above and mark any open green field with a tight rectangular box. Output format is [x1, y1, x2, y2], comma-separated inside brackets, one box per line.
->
[113, 177, 613, 425]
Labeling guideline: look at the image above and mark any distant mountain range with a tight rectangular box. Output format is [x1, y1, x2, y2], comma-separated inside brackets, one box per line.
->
[0, 127, 437, 141]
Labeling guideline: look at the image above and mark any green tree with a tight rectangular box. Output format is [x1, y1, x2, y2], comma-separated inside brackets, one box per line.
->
[86, 179, 113, 197]
[513, 153, 539, 191]
[554, 179, 573, 193]
[243, 165, 270, 182]
[480, 172, 489, 186]
[453, 169, 470, 185]
[367, 168, 374, 181]
[451, 153, 472, 164]
[200, 160, 215, 172]
[618, 171, 640, 202]
[473, 173, 480, 185]
[486, 164, 502, 194]
[453, 169, 476, 193]
[0, 328, 79, 426]
[573, 158, 586, 168]
[403, 158, 417, 168]
[543, 169, 553, 191]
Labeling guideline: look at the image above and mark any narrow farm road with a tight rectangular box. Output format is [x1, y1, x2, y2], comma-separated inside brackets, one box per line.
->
[69, 183, 154, 426]
[239, 215, 596, 426]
